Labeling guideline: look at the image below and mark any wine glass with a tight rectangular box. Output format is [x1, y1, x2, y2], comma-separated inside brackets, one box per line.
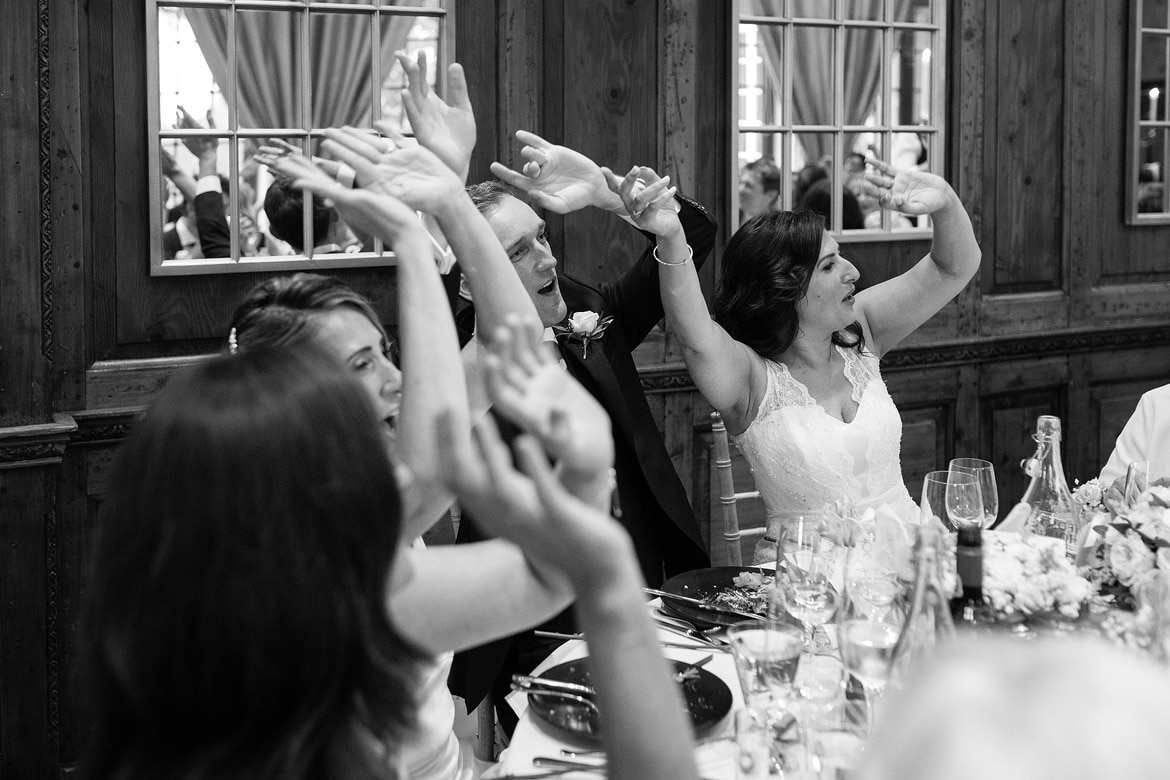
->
[770, 513, 843, 659]
[944, 469, 984, 530]
[839, 617, 900, 737]
[949, 457, 998, 528]
[919, 471, 954, 529]
[844, 522, 901, 624]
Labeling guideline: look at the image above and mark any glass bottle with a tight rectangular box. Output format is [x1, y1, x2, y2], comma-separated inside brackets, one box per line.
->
[949, 525, 996, 632]
[890, 525, 954, 683]
[1019, 415, 1081, 559]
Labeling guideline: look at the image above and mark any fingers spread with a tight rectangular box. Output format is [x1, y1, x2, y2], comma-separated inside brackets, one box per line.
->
[514, 129, 550, 150]
[490, 160, 535, 191]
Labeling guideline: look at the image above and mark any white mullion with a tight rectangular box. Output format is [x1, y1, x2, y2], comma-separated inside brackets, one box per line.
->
[371, 8, 383, 255]
[731, 0, 742, 226]
[301, 3, 313, 259]
[227, 3, 240, 263]
[783, 14, 794, 211]
[833, 9, 844, 231]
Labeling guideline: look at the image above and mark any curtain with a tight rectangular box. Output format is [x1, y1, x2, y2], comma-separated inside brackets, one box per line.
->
[749, 0, 910, 165]
[187, 2, 424, 131]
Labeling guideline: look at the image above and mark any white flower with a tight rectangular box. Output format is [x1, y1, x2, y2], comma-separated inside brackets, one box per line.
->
[1108, 533, 1156, 587]
[568, 310, 601, 335]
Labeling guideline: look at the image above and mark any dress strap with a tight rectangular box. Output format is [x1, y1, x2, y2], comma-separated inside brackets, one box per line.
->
[838, 345, 878, 405]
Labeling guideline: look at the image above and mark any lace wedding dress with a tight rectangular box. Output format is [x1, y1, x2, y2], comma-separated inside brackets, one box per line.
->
[734, 345, 918, 525]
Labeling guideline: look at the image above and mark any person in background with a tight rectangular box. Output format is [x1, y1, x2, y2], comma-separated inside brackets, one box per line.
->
[858, 636, 1170, 780]
[263, 177, 364, 255]
[739, 156, 782, 224]
[1100, 382, 1170, 484]
[794, 162, 865, 231]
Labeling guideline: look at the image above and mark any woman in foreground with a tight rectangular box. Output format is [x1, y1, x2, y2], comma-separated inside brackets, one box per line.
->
[84, 336, 697, 779]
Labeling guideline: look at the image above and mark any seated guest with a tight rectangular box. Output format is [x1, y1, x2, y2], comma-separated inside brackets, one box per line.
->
[859, 636, 1170, 780]
[739, 156, 782, 225]
[1100, 382, 1170, 484]
[83, 343, 698, 780]
[794, 163, 865, 230]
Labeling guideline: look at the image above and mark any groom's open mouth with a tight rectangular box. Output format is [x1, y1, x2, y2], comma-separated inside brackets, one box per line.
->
[537, 278, 557, 295]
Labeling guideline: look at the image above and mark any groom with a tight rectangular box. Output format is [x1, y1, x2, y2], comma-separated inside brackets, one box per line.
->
[449, 134, 716, 721]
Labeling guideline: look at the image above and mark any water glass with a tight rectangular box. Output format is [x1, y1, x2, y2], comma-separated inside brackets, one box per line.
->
[949, 457, 999, 528]
[727, 620, 805, 708]
[734, 707, 772, 780]
[771, 513, 844, 655]
[944, 470, 983, 530]
[838, 617, 900, 736]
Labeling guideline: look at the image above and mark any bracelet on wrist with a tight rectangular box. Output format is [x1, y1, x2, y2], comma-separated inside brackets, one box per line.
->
[653, 243, 693, 267]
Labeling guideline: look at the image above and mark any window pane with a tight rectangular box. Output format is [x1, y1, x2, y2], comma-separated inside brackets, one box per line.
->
[318, 0, 443, 5]
[893, 0, 933, 24]
[740, 23, 784, 127]
[741, 0, 785, 17]
[738, 131, 785, 171]
[844, 28, 882, 126]
[845, 133, 882, 229]
[378, 15, 441, 131]
[237, 10, 305, 129]
[158, 138, 234, 260]
[792, 26, 833, 125]
[158, 8, 226, 133]
[891, 28, 932, 125]
[1145, 0, 1169, 29]
[1141, 33, 1169, 122]
[310, 12, 375, 128]
[1139, 128, 1169, 214]
[844, 0, 883, 21]
[790, 0, 834, 20]
[793, 132, 840, 226]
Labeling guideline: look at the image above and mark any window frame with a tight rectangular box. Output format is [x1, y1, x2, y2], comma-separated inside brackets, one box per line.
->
[729, 0, 947, 243]
[1127, 0, 1170, 225]
[145, 0, 455, 276]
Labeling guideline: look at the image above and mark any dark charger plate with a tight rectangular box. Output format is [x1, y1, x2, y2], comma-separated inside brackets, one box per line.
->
[527, 657, 733, 744]
[657, 565, 777, 629]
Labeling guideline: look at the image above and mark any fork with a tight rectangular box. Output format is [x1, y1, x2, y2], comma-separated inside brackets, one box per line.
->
[671, 653, 715, 682]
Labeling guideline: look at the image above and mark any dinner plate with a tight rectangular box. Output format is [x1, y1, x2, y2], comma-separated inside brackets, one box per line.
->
[657, 565, 776, 629]
[527, 657, 733, 744]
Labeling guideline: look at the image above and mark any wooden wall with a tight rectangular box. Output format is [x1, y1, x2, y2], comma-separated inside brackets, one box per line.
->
[3, 0, 1170, 775]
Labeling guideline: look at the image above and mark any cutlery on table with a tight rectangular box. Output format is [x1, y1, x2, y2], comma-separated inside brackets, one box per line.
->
[671, 652, 715, 683]
[651, 617, 729, 647]
[496, 769, 594, 779]
[533, 756, 607, 773]
[643, 587, 765, 622]
[534, 630, 584, 641]
[512, 674, 596, 698]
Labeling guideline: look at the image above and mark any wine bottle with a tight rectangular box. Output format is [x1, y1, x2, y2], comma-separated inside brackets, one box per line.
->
[1019, 415, 1081, 559]
[949, 525, 995, 632]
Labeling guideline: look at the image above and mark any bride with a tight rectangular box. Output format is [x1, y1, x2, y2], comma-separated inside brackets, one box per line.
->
[603, 159, 981, 527]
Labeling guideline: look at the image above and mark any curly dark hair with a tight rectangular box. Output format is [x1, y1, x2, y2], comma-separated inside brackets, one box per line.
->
[713, 209, 864, 360]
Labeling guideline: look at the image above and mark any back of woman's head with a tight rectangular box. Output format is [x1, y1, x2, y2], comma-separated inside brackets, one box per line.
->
[859, 636, 1170, 780]
[228, 273, 390, 356]
[715, 210, 862, 358]
[84, 346, 420, 780]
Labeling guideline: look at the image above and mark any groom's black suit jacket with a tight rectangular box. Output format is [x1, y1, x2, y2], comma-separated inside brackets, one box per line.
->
[448, 195, 717, 713]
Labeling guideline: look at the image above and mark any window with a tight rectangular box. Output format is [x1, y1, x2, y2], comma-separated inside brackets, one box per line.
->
[1129, 0, 1170, 223]
[733, 0, 945, 239]
[147, 0, 453, 275]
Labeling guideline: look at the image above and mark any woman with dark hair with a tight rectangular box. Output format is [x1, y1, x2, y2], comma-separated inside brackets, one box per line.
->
[603, 158, 980, 526]
[85, 346, 426, 779]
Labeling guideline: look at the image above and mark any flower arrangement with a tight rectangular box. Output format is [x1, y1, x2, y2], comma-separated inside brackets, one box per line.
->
[1080, 484, 1170, 611]
[553, 310, 614, 359]
[1072, 477, 1107, 519]
[978, 531, 1094, 620]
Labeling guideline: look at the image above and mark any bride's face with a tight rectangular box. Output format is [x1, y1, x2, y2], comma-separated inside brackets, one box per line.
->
[795, 232, 860, 334]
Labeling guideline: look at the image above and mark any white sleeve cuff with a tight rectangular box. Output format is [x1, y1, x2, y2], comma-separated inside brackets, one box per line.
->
[195, 175, 223, 196]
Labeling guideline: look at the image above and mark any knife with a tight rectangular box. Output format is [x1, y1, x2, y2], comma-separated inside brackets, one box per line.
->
[643, 587, 765, 621]
[512, 674, 596, 698]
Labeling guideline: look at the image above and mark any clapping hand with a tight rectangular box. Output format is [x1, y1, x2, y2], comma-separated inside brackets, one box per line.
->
[863, 157, 953, 215]
[600, 164, 681, 238]
[396, 50, 476, 181]
[490, 131, 623, 214]
[482, 315, 614, 492]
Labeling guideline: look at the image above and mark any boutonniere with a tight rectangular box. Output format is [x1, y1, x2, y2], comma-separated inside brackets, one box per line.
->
[553, 310, 614, 359]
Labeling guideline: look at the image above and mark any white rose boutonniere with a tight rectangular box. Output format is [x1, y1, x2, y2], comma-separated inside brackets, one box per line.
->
[553, 310, 614, 359]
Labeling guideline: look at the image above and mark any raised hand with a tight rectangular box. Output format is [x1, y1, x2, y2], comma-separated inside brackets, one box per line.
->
[489, 130, 622, 214]
[482, 315, 614, 488]
[175, 105, 217, 161]
[396, 50, 475, 180]
[600, 164, 681, 238]
[863, 157, 953, 215]
[263, 152, 425, 251]
[319, 126, 463, 216]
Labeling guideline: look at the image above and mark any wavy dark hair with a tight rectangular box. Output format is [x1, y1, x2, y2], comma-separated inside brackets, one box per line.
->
[228, 273, 396, 362]
[83, 347, 424, 779]
[713, 209, 864, 360]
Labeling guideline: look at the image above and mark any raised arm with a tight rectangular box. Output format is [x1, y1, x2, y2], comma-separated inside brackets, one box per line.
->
[602, 165, 764, 433]
[854, 157, 982, 356]
[268, 149, 467, 539]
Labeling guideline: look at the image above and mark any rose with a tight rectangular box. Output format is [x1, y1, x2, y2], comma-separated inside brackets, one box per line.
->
[568, 310, 601, 335]
[1109, 533, 1157, 587]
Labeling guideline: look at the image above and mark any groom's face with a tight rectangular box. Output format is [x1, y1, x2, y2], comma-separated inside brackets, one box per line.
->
[483, 195, 568, 328]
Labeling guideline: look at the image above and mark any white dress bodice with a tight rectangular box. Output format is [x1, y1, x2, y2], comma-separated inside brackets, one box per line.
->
[733, 346, 918, 523]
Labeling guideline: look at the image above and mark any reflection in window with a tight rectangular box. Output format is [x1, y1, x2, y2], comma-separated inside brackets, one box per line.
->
[1130, 0, 1170, 222]
[149, 0, 450, 274]
[734, 0, 945, 237]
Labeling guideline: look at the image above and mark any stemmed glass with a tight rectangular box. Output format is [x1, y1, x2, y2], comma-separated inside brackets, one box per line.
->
[838, 617, 900, 738]
[844, 522, 902, 624]
[944, 469, 984, 531]
[769, 513, 843, 660]
[920, 471, 953, 529]
[949, 457, 998, 528]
